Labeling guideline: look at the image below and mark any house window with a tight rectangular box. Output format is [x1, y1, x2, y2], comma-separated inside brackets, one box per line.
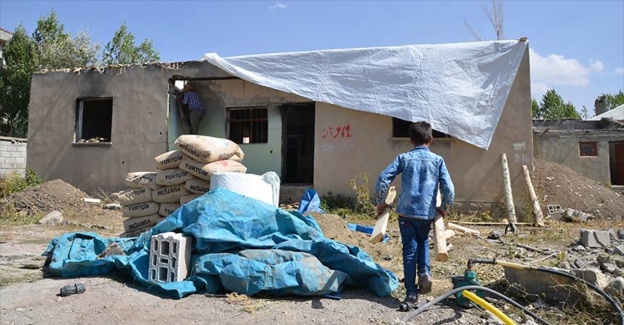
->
[75, 98, 113, 143]
[579, 142, 597, 157]
[392, 118, 450, 138]
[227, 106, 268, 144]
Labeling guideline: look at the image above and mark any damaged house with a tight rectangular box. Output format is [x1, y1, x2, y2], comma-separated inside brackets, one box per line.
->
[27, 39, 533, 216]
[533, 101, 624, 186]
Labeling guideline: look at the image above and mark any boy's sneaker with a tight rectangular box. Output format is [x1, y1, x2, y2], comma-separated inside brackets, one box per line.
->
[418, 274, 432, 294]
[404, 295, 419, 304]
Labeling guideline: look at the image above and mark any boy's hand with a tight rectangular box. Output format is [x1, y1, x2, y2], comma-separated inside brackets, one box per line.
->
[376, 204, 390, 217]
[436, 207, 446, 217]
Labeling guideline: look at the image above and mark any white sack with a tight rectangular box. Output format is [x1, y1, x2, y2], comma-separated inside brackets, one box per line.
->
[209, 171, 280, 207]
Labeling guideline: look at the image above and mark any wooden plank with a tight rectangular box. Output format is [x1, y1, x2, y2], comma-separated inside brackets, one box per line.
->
[433, 212, 448, 262]
[522, 165, 545, 227]
[370, 186, 396, 244]
[501, 153, 518, 233]
[433, 189, 448, 262]
[447, 222, 481, 238]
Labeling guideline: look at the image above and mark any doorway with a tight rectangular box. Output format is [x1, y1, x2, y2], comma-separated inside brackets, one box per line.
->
[281, 103, 315, 184]
[610, 141, 624, 185]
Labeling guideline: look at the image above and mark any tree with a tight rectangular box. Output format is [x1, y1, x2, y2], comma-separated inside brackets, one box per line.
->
[102, 22, 160, 65]
[465, 0, 505, 41]
[0, 26, 38, 137]
[533, 89, 580, 120]
[32, 11, 99, 69]
[598, 90, 624, 110]
[531, 98, 539, 118]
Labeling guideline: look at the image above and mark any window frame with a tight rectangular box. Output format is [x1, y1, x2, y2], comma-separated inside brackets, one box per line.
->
[579, 141, 598, 157]
[75, 97, 113, 144]
[226, 106, 269, 145]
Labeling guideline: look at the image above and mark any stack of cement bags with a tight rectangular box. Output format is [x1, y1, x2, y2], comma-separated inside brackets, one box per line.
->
[116, 172, 164, 238]
[175, 135, 247, 203]
[115, 135, 247, 238]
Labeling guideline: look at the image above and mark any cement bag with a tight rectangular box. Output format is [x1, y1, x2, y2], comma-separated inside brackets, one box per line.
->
[156, 168, 193, 186]
[175, 135, 245, 163]
[152, 184, 190, 203]
[180, 193, 202, 206]
[125, 172, 159, 190]
[159, 202, 181, 217]
[123, 214, 164, 232]
[115, 188, 152, 206]
[179, 157, 247, 181]
[122, 201, 160, 218]
[209, 171, 280, 207]
[185, 178, 211, 194]
[120, 227, 151, 238]
[154, 150, 184, 170]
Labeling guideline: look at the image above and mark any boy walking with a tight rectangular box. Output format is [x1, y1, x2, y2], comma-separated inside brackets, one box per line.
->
[375, 121, 454, 307]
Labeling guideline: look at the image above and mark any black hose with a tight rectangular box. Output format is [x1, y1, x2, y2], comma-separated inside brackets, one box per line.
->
[469, 259, 624, 325]
[402, 285, 552, 325]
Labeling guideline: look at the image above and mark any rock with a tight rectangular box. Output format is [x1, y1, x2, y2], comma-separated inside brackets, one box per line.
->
[574, 257, 599, 269]
[572, 268, 610, 289]
[602, 263, 617, 274]
[38, 210, 63, 225]
[579, 229, 611, 248]
[564, 209, 587, 222]
[614, 269, 624, 277]
[604, 277, 624, 296]
[614, 245, 624, 257]
[487, 230, 503, 240]
[571, 245, 586, 252]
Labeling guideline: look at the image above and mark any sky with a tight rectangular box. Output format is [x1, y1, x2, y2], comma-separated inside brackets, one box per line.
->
[1, 0, 623, 118]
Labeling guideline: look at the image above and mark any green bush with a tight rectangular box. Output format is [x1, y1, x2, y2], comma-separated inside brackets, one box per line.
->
[0, 168, 43, 198]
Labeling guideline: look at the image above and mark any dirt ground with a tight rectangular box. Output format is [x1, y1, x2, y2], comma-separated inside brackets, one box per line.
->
[0, 159, 622, 325]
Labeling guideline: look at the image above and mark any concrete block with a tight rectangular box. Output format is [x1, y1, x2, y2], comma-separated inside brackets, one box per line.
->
[580, 229, 611, 248]
[148, 232, 192, 283]
[504, 267, 578, 304]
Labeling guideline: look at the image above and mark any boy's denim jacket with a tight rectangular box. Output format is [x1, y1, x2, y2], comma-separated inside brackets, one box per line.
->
[375, 146, 454, 220]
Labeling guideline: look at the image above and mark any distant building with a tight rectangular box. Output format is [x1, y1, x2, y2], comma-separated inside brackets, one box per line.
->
[0, 27, 13, 67]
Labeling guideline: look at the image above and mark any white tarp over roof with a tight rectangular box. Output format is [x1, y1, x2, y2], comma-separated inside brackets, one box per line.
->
[202, 39, 528, 149]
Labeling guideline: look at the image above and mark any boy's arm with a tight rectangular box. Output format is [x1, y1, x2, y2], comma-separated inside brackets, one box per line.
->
[375, 156, 401, 209]
[438, 160, 455, 213]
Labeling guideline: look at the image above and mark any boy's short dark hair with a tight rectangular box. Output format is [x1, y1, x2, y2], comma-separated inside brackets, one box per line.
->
[409, 121, 433, 145]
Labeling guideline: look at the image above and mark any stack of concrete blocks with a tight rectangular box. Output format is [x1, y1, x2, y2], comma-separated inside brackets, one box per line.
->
[148, 232, 192, 283]
[0, 137, 27, 177]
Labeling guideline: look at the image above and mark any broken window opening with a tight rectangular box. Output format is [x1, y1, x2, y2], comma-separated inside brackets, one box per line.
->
[227, 106, 268, 144]
[579, 141, 597, 157]
[75, 98, 113, 143]
[392, 118, 450, 138]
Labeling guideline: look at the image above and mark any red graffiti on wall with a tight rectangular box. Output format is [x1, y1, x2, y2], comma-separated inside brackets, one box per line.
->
[322, 125, 352, 139]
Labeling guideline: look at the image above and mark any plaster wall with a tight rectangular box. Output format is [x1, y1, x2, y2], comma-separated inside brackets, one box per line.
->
[534, 133, 620, 185]
[28, 66, 171, 192]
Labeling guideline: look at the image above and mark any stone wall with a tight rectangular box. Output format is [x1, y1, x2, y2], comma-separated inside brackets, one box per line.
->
[0, 136, 27, 177]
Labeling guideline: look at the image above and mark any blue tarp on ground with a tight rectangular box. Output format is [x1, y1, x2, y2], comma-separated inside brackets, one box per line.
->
[43, 188, 399, 299]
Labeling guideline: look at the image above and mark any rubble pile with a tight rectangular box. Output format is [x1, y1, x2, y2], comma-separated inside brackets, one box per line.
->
[113, 135, 247, 237]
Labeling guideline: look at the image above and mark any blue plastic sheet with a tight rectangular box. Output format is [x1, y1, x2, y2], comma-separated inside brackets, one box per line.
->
[43, 188, 398, 299]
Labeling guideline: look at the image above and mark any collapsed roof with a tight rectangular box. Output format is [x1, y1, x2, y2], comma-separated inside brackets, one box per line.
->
[203, 39, 529, 149]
